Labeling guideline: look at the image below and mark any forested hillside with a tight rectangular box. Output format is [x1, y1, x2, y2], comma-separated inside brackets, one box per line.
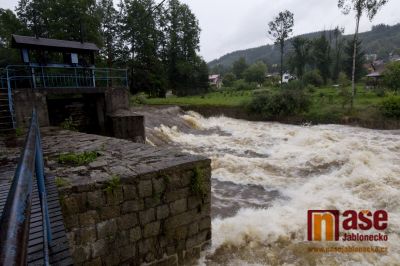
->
[209, 23, 400, 70]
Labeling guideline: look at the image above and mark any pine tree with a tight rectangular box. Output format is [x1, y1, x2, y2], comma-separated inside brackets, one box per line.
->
[312, 33, 332, 84]
[98, 0, 119, 68]
[344, 39, 365, 83]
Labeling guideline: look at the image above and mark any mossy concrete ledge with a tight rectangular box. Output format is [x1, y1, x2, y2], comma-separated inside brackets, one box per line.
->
[41, 128, 211, 266]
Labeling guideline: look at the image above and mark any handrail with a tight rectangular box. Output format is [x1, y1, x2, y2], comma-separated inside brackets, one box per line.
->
[3, 65, 128, 90]
[0, 109, 51, 265]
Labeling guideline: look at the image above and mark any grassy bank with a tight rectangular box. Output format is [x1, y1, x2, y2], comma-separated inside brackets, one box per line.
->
[133, 86, 399, 127]
[144, 90, 253, 107]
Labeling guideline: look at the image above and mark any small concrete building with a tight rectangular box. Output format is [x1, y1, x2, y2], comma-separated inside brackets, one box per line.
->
[0, 35, 144, 141]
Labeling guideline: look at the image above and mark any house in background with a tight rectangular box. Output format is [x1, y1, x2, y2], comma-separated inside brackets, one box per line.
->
[366, 61, 386, 89]
[282, 72, 296, 84]
[209, 74, 222, 89]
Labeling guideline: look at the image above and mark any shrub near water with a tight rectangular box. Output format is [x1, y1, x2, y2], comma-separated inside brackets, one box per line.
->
[247, 87, 311, 118]
[380, 95, 400, 118]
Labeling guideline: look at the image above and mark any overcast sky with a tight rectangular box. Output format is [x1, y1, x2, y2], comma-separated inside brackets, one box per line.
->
[1, 0, 398, 61]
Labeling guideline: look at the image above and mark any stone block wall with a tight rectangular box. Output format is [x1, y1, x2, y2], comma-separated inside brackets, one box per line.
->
[58, 161, 211, 266]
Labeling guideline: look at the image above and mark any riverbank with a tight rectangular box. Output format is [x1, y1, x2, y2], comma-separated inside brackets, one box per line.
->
[179, 105, 400, 130]
[137, 104, 400, 130]
[138, 85, 400, 129]
[139, 87, 400, 130]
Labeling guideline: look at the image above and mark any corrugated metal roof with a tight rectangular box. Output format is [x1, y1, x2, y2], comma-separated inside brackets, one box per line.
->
[11, 35, 99, 51]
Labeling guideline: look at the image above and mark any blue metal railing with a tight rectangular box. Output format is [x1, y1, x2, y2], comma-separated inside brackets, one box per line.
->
[0, 109, 51, 265]
[5, 65, 128, 90]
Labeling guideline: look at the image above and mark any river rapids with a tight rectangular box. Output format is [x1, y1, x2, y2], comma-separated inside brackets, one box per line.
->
[141, 107, 400, 266]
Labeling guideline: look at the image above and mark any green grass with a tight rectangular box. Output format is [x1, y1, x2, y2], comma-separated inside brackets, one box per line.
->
[103, 174, 121, 193]
[58, 151, 99, 166]
[55, 177, 70, 187]
[143, 90, 253, 107]
[304, 86, 386, 122]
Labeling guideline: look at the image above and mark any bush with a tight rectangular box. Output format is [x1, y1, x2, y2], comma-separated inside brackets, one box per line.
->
[380, 95, 400, 118]
[233, 79, 257, 91]
[283, 80, 304, 90]
[306, 84, 316, 93]
[223, 72, 236, 87]
[131, 92, 148, 105]
[263, 76, 280, 87]
[243, 61, 267, 84]
[338, 86, 352, 109]
[247, 88, 311, 117]
[383, 61, 400, 91]
[337, 72, 351, 87]
[303, 70, 323, 87]
[60, 116, 77, 131]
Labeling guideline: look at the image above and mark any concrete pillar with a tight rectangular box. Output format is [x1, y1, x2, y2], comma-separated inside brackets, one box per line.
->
[104, 87, 130, 115]
[107, 114, 145, 143]
[13, 89, 50, 128]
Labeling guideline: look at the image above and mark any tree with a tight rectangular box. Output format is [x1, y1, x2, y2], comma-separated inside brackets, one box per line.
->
[122, 0, 167, 96]
[243, 61, 267, 84]
[338, 0, 388, 109]
[332, 27, 345, 82]
[312, 33, 332, 84]
[383, 61, 400, 91]
[211, 63, 229, 75]
[166, 0, 202, 96]
[289, 37, 310, 80]
[343, 39, 365, 83]
[16, 0, 102, 44]
[0, 8, 29, 46]
[268, 10, 294, 86]
[303, 70, 324, 87]
[0, 8, 30, 66]
[223, 72, 236, 87]
[97, 0, 120, 68]
[232, 57, 248, 79]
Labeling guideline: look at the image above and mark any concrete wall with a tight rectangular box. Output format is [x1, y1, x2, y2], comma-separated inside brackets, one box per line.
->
[14, 89, 50, 127]
[13, 87, 130, 132]
[107, 114, 146, 143]
[105, 87, 130, 115]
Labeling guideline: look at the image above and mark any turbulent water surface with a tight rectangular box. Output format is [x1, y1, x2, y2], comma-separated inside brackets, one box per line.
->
[147, 109, 400, 266]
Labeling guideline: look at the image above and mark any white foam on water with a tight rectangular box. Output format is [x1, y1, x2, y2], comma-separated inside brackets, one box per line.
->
[153, 112, 400, 265]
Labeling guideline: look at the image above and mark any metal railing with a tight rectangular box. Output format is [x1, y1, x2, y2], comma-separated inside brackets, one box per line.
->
[5, 65, 128, 90]
[0, 71, 16, 129]
[0, 109, 51, 265]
